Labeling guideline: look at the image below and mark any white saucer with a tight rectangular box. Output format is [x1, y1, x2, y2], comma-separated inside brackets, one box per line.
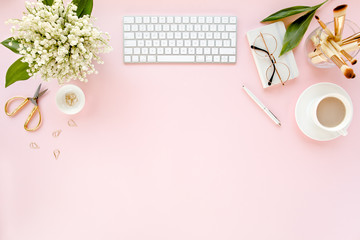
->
[56, 84, 85, 115]
[295, 82, 353, 141]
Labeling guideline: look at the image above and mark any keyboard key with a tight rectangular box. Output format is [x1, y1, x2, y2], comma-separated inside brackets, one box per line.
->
[230, 17, 236, 23]
[149, 48, 156, 54]
[139, 24, 146, 31]
[219, 48, 236, 54]
[173, 48, 180, 54]
[196, 55, 205, 62]
[148, 56, 156, 62]
[226, 25, 237, 31]
[135, 32, 143, 39]
[134, 48, 140, 54]
[212, 48, 219, 54]
[147, 24, 154, 31]
[124, 48, 133, 54]
[214, 17, 221, 23]
[190, 17, 197, 23]
[175, 17, 182, 23]
[140, 56, 147, 62]
[124, 56, 131, 62]
[135, 17, 142, 23]
[141, 48, 149, 54]
[157, 55, 195, 62]
[159, 17, 166, 23]
[138, 40, 145, 47]
[143, 17, 150, 23]
[165, 48, 172, 54]
[132, 56, 139, 62]
[131, 25, 138, 31]
[157, 48, 164, 54]
[176, 40, 184, 46]
[123, 17, 134, 23]
[222, 17, 229, 24]
[221, 56, 228, 62]
[166, 16, 174, 23]
[123, 25, 131, 31]
[124, 40, 136, 47]
[182, 16, 190, 23]
[229, 56, 236, 62]
[180, 48, 187, 54]
[151, 17, 158, 23]
[124, 33, 135, 39]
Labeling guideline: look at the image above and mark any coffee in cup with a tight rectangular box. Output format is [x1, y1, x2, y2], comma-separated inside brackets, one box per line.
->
[312, 93, 352, 136]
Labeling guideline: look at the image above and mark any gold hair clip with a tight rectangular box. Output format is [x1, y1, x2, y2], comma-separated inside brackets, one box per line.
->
[68, 119, 77, 127]
[65, 92, 78, 106]
[29, 142, 40, 149]
[53, 149, 60, 160]
[52, 129, 62, 138]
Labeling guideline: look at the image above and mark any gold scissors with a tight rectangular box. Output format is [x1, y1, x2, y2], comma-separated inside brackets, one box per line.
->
[5, 84, 48, 132]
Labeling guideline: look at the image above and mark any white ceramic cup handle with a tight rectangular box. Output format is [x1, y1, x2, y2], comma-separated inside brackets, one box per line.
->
[338, 129, 348, 136]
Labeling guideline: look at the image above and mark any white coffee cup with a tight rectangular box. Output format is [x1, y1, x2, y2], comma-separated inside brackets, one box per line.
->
[311, 93, 352, 136]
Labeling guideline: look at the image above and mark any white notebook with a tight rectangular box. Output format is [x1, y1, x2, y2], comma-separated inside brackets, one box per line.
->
[246, 22, 299, 88]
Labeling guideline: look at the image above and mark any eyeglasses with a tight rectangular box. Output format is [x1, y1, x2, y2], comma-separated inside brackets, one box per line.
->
[250, 32, 290, 86]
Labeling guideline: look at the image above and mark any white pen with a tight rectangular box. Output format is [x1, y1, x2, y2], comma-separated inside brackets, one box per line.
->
[242, 85, 281, 126]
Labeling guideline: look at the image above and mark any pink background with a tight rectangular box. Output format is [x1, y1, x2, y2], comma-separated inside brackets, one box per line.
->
[1, 0, 360, 239]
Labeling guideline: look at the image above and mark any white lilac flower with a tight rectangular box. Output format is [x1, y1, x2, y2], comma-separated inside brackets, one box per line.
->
[7, 0, 111, 84]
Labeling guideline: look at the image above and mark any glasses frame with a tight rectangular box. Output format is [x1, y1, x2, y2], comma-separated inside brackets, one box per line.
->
[251, 32, 290, 86]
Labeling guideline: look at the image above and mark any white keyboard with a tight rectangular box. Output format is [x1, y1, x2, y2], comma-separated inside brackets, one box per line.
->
[123, 16, 237, 63]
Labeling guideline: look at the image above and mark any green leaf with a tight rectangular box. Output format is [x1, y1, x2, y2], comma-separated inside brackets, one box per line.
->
[261, 0, 328, 22]
[1, 37, 21, 54]
[279, 9, 317, 56]
[42, 0, 54, 6]
[72, 0, 93, 18]
[5, 57, 31, 88]
[262, 6, 313, 22]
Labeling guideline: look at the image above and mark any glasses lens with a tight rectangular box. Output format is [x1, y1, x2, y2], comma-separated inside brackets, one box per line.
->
[253, 33, 277, 58]
[266, 62, 290, 85]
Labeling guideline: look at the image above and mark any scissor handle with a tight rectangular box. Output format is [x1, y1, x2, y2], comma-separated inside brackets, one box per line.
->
[24, 106, 42, 132]
[5, 96, 29, 116]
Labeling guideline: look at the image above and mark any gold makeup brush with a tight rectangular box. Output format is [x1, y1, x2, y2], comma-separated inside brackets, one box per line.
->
[329, 38, 357, 65]
[321, 42, 355, 79]
[341, 32, 360, 45]
[315, 15, 335, 39]
[310, 42, 360, 64]
[333, 4, 348, 42]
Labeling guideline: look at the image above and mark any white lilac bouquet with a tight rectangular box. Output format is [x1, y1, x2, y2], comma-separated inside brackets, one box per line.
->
[1, 0, 111, 87]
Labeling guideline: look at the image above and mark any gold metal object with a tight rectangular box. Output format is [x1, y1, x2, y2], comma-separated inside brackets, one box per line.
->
[65, 92, 78, 106]
[4, 84, 47, 132]
[53, 149, 60, 160]
[333, 4, 347, 42]
[29, 142, 40, 149]
[68, 119, 78, 127]
[5, 96, 42, 131]
[52, 129, 62, 138]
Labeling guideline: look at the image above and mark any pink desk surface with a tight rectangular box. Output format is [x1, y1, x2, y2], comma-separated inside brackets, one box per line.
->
[1, 0, 360, 239]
